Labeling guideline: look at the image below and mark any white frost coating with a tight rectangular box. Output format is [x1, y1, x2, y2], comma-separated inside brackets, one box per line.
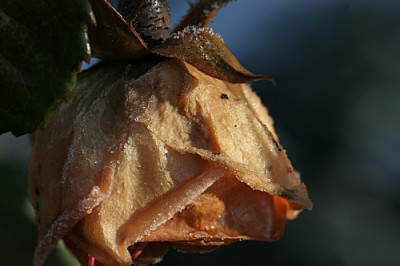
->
[170, 25, 221, 41]
[33, 186, 107, 266]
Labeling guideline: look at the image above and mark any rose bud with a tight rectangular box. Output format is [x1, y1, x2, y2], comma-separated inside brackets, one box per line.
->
[28, 1, 312, 265]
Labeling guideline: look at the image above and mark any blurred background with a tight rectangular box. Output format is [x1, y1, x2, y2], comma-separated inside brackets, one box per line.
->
[1, 0, 399, 265]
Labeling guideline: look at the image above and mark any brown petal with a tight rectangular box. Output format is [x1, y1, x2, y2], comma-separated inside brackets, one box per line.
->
[135, 59, 312, 212]
[28, 61, 131, 265]
[69, 165, 225, 265]
[28, 59, 311, 266]
[153, 26, 274, 84]
[88, 0, 149, 59]
[140, 174, 287, 244]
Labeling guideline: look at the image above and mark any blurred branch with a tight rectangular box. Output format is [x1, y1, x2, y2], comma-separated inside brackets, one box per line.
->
[173, 0, 232, 32]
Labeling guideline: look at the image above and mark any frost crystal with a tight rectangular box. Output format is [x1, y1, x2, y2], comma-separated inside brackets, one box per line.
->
[33, 186, 107, 266]
[171, 26, 221, 41]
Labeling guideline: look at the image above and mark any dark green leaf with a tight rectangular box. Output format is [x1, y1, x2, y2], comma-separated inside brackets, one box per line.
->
[0, 0, 94, 136]
[88, 0, 149, 59]
[153, 26, 275, 84]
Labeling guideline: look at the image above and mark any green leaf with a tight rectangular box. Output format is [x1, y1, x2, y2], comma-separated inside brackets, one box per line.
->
[153, 26, 275, 84]
[0, 0, 94, 136]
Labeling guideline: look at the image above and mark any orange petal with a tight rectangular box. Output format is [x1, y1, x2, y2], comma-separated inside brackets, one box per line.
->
[140, 175, 287, 245]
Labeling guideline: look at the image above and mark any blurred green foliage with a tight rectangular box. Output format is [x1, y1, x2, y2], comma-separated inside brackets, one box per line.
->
[0, 0, 92, 136]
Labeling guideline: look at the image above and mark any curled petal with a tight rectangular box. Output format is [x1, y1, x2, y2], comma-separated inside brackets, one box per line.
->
[153, 26, 274, 84]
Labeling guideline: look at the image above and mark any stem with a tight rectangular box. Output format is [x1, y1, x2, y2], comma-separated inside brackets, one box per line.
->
[173, 0, 232, 32]
[118, 0, 171, 47]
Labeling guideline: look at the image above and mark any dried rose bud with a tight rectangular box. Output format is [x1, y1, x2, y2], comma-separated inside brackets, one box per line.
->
[29, 59, 311, 265]
[28, 1, 312, 265]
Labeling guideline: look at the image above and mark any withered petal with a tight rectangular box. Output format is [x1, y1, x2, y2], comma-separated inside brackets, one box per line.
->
[28, 59, 311, 266]
[153, 26, 274, 84]
[28, 61, 130, 265]
[33, 186, 108, 266]
[134, 59, 312, 211]
[140, 175, 288, 244]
